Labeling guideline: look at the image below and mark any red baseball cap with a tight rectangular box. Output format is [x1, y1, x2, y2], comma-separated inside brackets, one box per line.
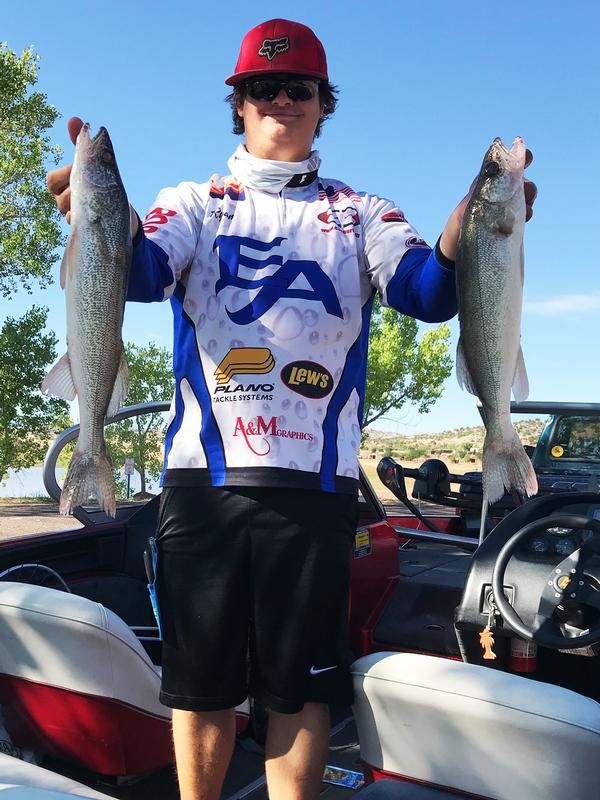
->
[225, 19, 328, 85]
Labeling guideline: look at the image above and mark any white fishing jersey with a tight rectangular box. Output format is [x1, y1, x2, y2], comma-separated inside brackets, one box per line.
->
[128, 166, 457, 493]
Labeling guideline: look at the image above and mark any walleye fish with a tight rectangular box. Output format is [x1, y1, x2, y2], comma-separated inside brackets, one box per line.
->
[42, 124, 131, 516]
[456, 136, 538, 519]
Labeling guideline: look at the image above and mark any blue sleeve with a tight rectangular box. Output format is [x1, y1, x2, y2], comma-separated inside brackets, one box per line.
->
[384, 239, 457, 323]
[127, 224, 176, 303]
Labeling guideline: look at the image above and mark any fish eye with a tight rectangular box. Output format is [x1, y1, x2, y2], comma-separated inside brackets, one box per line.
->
[484, 161, 501, 177]
[100, 150, 114, 164]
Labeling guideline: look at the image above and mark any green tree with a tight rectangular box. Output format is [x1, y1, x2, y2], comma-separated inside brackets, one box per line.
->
[0, 307, 70, 481]
[0, 43, 64, 297]
[364, 296, 453, 429]
[106, 342, 174, 496]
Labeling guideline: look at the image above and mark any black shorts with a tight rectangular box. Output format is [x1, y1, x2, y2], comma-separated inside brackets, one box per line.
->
[155, 485, 358, 714]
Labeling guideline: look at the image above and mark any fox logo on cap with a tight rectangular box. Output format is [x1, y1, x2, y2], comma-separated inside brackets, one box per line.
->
[258, 36, 290, 61]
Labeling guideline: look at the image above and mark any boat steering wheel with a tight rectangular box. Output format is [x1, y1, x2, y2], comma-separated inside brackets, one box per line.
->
[492, 514, 600, 649]
[0, 563, 71, 593]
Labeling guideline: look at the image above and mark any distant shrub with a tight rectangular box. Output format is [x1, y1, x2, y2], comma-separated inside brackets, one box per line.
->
[402, 445, 427, 461]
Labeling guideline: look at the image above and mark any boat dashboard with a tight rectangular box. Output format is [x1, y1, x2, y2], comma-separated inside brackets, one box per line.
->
[455, 492, 600, 654]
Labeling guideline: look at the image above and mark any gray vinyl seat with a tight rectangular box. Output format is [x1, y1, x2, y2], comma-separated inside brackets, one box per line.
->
[352, 651, 600, 800]
[0, 581, 249, 775]
[0, 753, 113, 798]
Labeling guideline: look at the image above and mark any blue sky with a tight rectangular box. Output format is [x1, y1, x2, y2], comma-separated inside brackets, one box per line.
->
[2, 0, 599, 434]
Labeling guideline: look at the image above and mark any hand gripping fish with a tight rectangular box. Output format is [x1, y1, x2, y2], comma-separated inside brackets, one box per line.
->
[42, 124, 131, 516]
[456, 137, 537, 535]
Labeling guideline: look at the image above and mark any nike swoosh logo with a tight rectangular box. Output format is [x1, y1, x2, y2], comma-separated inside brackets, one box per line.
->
[309, 665, 337, 675]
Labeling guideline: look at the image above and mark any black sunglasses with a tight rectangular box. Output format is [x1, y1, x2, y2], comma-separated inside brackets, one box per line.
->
[245, 78, 319, 102]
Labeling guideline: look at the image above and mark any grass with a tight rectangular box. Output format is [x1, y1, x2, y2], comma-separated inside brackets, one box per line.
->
[0, 496, 53, 504]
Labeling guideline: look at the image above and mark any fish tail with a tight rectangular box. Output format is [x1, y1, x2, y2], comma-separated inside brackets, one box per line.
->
[59, 446, 116, 518]
[483, 427, 538, 505]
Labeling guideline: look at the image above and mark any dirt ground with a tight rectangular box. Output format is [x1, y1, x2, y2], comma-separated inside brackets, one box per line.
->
[0, 503, 82, 539]
[0, 457, 479, 540]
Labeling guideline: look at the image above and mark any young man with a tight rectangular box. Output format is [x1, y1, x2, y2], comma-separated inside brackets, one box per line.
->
[47, 18, 536, 800]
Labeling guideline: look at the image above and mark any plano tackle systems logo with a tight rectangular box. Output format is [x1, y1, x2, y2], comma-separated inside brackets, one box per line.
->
[215, 347, 275, 384]
[281, 361, 333, 399]
[258, 36, 290, 61]
[213, 348, 275, 403]
[142, 207, 177, 234]
[233, 416, 313, 456]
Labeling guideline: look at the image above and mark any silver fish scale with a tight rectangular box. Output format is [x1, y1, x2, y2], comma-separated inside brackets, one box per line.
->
[457, 202, 522, 415]
[70, 197, 130, 452]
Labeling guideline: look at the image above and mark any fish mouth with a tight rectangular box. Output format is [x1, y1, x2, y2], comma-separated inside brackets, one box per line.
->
[76, 123, 112, 152]
[489, 136, 526, 173]
[75, 123, 117, 180]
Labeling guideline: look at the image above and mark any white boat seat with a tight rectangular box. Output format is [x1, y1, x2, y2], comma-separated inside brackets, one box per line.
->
[0, 753, 113, 798]
[0, 581, 173, 776]
[352, 652, 600, 800]
[0, 582, 249, 776]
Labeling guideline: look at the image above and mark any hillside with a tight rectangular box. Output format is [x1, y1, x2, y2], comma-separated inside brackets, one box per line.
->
[360, 418, 545, 466]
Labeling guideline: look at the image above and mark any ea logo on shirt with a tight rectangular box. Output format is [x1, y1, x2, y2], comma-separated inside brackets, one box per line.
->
[281, 361, 333, 399]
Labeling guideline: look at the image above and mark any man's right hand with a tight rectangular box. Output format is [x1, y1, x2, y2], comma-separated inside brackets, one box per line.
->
[46, 117, 84, 224]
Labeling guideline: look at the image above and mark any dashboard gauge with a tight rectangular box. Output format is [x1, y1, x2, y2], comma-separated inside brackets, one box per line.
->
[529, 535, 551, 554]
[554, 537, 577, 556]
[547, 526, 574, 536]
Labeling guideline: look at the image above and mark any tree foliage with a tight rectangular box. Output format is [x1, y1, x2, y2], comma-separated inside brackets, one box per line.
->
[106, 342, 174, 495]
[364, 296, 453, 429]
[0, 306, 70, 481]
[0, 43, 64, 297]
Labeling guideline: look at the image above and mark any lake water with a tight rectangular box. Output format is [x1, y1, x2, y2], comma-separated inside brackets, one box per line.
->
[0, 466, 157, 499]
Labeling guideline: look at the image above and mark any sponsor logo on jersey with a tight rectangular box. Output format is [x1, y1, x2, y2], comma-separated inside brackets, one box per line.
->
[233, 415, 313, 456]
[405, 235, 429, 248]
[381, 209, 407, 223]
[213, 235, 343, 324]
[281, 360, 333, 399]
[215, 347, 275, 384]
[213, 348, 275, 402]
[209, 180, 245, 201]
[142, 207, 177, 234]
[317, 207, 359, 237]
[258, 36, 290, 61]
[318, 183, 362, 203]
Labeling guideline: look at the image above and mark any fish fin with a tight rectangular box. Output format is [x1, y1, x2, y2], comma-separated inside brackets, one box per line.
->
[493, 207, 516, 236]
[483, 426, 538, 504]
[520, 243, 525, 285]
[512, 345, 529, 402]
[107, 345, 129, 419]
[59, 249, 68, 290]
[60, 445, 116, 518]
[59, 229, 78, 290]
[41, 352, 77, 401]
[456, 337, 478, 396]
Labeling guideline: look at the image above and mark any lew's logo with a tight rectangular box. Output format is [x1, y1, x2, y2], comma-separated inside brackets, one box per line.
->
[281, 361, 333, 399]
[215, 347, 275, 384]
[258, 36, 290, 60]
